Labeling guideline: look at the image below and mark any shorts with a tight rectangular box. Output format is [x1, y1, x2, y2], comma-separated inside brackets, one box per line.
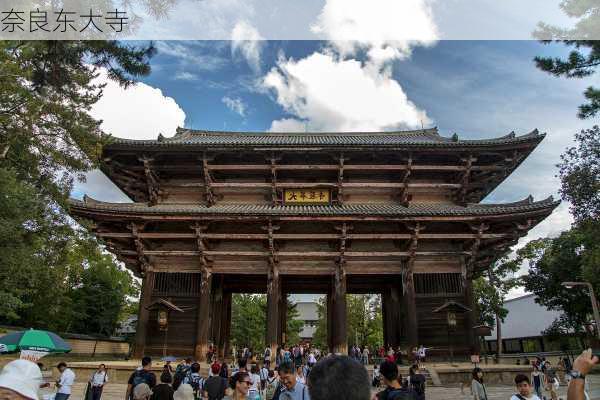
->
[261, 380, 266, 390]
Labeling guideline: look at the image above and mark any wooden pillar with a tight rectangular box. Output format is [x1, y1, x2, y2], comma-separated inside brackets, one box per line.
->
[382, 290, 390, 350]
[222, 292, 232, 360]
[403, 268, 418, 349]
[211, 278, 223, 355]
[390, 285, 402, 348]
[327, 293, 333, 352]
[464, 278, 479, 354]
[195, 268, 212, 362]
[266, 262, 281, 357]
[133, 271, 154, 358]
[332, 265, 347, 355]
[278, 293, 287, 346]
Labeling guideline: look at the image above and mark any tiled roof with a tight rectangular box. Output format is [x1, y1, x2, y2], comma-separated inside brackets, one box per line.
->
[70, 196, 559, 217]
[104, 128, 545, 149]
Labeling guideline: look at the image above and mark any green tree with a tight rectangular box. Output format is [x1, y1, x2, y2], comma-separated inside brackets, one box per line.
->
[534, 0, 600, 119]
[231, 294, 267, 352]
[522, 228, 599, 336]
[284, 298, 304, 346]
[347, 294, 383, 349]
[1, 41, 155, 206]
[557, 126, 600, 223]
[473, 255, 520, 354]
[311, 298, 328, 350]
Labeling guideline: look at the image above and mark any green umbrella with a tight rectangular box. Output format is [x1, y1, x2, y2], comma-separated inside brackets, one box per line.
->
[0, 329, 71, 353]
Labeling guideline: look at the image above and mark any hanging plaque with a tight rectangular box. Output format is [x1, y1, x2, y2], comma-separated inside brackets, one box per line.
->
[283, 189, 331, 205]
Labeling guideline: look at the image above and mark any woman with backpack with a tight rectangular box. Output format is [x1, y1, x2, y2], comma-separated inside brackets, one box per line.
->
[265, 370, 279, 400]
[471, 367, 488, 400]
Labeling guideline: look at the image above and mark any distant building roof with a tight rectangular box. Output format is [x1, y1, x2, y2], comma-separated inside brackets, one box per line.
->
[489, 294, 562, 340]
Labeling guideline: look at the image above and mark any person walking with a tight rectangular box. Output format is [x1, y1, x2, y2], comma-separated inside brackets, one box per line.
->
[151, 371, 174, 400]
[265, 370, 279, 400]
[259, 364, 269, 396]
[133, 384, 153, 400]
[247, 365, 260, 400]
[224, 372, 251, 400]
[510, 374, 540, 400]
[530, 364, 543, 399]
[362, 347, 370, 365]
[543, 361, 559, 400]
[204, 364, 227, 400]
[89, 364, 108, 400]
[127, 357, 157, 400]
[470, 368, 487, 400]
[278, 362, 310, 400]
[55, 362, 76, 400]
[376, 360, 416, 400]
[407, 365, 425, 400]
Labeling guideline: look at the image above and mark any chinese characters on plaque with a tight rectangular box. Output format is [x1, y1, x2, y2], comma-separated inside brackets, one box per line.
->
[284, 189, 331, 205]
[1, 8, 128, 33]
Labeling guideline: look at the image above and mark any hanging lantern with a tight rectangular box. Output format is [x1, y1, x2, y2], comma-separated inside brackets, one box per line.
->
[447, 311, 457, 329]
[158, 310, 169, 331]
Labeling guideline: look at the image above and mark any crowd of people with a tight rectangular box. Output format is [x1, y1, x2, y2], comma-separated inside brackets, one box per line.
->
[0, 347, 596, 400]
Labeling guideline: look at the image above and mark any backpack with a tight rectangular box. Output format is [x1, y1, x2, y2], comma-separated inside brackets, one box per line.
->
[172, 367, 189, 391]
[387, 388, 417, 400]
[186, 372, 204, 394]
[132, 370, 151, 388]
[410, 375, 425, 396]
[265, 379, 278, 400]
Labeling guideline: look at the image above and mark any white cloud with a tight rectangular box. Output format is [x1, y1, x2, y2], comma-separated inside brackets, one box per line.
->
[89, 68, 186, 140]
[269, 118, 307, 132]
[173, 71, 198, 81]
[311, 0, 438, 65]
[262, 52, 430, 132]
[231, 20, 264, 72]
[222, 96, 247, 117]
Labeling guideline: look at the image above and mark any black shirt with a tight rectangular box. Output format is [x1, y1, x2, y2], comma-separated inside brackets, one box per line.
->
[150, 384, 174, 400]
[204, 376, 226, 400]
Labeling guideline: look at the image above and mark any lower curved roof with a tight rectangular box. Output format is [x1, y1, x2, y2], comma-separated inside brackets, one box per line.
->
[69, 195, 559, 218]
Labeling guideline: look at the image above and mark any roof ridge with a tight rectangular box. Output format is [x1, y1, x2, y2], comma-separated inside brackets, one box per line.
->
[173, 127, 440, 137]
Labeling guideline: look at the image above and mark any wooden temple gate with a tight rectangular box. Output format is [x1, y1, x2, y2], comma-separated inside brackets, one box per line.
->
[69, 128, 559, 361]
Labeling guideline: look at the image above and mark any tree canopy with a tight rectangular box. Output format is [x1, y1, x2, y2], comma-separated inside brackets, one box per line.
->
[0, 40, 153, 336]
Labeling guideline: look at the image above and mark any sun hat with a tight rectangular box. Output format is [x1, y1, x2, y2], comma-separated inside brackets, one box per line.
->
[133, 383, 153, 400]
[0, 359, 43, 400]
[173, 383, 194, 400]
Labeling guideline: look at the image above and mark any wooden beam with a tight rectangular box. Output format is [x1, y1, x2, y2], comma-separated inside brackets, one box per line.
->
[132, 271, 154, 358]
[201, 153, 216, 206]
[336, 153, 345, 205]
[398, 154, 412, 206]
[139, 156, 160, 206]
[96, 231, 512, 240]
[457, 155, 476, 205]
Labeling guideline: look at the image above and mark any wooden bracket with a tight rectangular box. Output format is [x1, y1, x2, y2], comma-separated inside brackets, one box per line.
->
[201, 153, 216, 207]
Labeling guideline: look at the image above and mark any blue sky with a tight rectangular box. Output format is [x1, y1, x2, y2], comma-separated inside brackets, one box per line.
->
[76, 40, 598, 294]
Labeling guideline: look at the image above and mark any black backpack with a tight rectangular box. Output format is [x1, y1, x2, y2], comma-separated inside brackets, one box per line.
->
[387, 388, 416, 400]
[410, 375, 425, 395]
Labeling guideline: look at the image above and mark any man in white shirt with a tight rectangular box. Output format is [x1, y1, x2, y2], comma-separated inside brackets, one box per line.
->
[56, 362, 76, 400]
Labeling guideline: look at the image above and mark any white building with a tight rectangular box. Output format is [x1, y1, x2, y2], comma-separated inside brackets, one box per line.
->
[290, 294, 320, 340]
[486, 294, 581, 353]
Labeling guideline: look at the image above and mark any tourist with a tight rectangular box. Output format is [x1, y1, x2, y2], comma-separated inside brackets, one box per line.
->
[295, 365, 306, 385]
[407, 365, 425, 400]
[530, 364, 543, 399]
[259, 364, 269, 394]
[164, 362, 174, 375]
[307, 355, 369, 400]
[0, 359, 43, 400]
[362, 347, 370, 365]
[543, 361, 559, 400]
[372, 364, 381, 388]
[176, 359, 192, 376]
[127, 357, 157, 400]
[219, 361, 229, 380]
[224, 372, 251, 400]
[566, 348, 598, 400]
[247, 365, 260, 400]
[265, 370, 279, 400]
[233, 359, 248, 378]
[470, 368, 487, 400]
[151, 371, 174, 400]
[204, 363, 227, 400]
[394, 348, 403, 366]
[173, 385, 194, 400]
[264, 347, 272, 368]
[277, 362, 310, 400]
[417, 345, 431, 365]
[134, 384, 153, 400]
[510, 374, 540, 400]
[89, 364, 108, 400]
[55, 362, 76, 400]
[183, 363, 204, 400]
[376, 360, 416, 400]
[307, 352, 316, 367]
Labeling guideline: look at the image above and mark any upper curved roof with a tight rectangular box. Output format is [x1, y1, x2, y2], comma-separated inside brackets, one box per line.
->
[104, 127, 545, 149]
[69, 195, 559, 218]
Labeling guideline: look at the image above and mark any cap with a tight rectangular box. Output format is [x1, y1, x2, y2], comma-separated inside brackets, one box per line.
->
[0, 359, 43, 400]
